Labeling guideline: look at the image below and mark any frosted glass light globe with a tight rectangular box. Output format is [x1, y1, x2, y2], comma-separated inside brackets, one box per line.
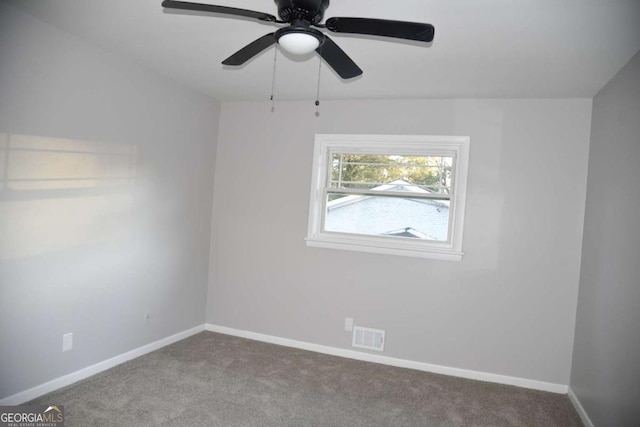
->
[278, 32, 320, 55]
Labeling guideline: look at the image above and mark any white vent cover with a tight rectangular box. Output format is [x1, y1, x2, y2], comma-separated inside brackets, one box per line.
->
[352, 326, 385, 351]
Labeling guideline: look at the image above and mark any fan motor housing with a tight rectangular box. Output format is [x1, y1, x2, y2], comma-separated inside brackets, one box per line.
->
[275, 0, 329, 24]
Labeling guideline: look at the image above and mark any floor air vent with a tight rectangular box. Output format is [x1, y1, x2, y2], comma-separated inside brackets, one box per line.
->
[352, 326, 385, 351]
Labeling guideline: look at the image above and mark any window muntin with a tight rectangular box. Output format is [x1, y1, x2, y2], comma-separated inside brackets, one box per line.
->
[307, 135, 470, 260]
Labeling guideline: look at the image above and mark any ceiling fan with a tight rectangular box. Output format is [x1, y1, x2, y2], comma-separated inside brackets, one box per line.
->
[161, 0, 435, 79]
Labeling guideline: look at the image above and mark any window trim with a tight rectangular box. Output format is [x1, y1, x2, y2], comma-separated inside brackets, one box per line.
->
[306, 134, 470, 261]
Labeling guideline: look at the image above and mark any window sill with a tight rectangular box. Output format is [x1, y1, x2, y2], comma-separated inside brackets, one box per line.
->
[305, 235, 463, 261]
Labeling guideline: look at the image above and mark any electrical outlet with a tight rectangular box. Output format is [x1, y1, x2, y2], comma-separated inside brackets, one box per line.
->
[345, 317, 354, 332]
[62, 333, 73, 352]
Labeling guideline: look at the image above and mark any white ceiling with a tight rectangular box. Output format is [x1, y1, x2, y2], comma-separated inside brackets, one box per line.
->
[6, 0, 640, 101]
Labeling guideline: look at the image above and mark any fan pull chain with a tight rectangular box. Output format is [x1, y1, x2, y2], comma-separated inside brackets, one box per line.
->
[270, 46, 278, 112]
[315, 46, 322, 116]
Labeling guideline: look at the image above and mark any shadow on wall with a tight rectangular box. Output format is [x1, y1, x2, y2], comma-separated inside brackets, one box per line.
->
[0, 133, 137, 260]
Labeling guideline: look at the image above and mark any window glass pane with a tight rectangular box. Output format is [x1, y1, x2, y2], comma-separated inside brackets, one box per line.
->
[330, 153, 452, 194]
[324, 194, 450, 241]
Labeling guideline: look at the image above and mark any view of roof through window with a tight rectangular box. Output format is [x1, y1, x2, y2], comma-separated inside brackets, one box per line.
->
[324, 154, 453, 241]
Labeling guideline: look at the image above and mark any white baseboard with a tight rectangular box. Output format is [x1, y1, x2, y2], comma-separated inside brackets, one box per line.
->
[1, 323, 570, 406]
[568, 387, 594, 427]
[205, 324, 568, 394]
[0, 325, 205, 405]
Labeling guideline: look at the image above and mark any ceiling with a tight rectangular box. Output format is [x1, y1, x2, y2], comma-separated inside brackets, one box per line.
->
[6, 0, 640, 101]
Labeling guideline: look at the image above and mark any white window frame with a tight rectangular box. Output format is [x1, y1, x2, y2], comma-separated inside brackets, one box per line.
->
[306, 134, 470, 261]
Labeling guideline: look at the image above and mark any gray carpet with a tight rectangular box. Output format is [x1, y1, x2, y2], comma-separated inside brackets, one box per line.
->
[29, 331, 583, 426]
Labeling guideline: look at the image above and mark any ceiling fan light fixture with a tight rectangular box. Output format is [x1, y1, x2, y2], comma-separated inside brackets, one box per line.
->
[162, 0, 434, 80]
[275, 27, 324, 55]
[278, 32, 319, 55]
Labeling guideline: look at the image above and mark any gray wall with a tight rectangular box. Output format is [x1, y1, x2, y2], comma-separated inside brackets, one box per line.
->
[0, 3, 219, 399]
[570, 51, 640, 425]
[208, 98, 592, 385]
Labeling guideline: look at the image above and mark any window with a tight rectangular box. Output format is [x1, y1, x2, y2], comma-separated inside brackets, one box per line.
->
[306, 134, 470, 260]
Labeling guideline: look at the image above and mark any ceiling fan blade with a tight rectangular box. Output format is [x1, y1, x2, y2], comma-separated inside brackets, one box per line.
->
[222, 33, 276, 66]
[162, 0, 277, 22]
[316, 36, 362, 79]
[325, 17, 434, 43]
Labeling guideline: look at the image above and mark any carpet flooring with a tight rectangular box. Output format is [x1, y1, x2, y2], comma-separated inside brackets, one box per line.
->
[29, 331, 583, 426]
